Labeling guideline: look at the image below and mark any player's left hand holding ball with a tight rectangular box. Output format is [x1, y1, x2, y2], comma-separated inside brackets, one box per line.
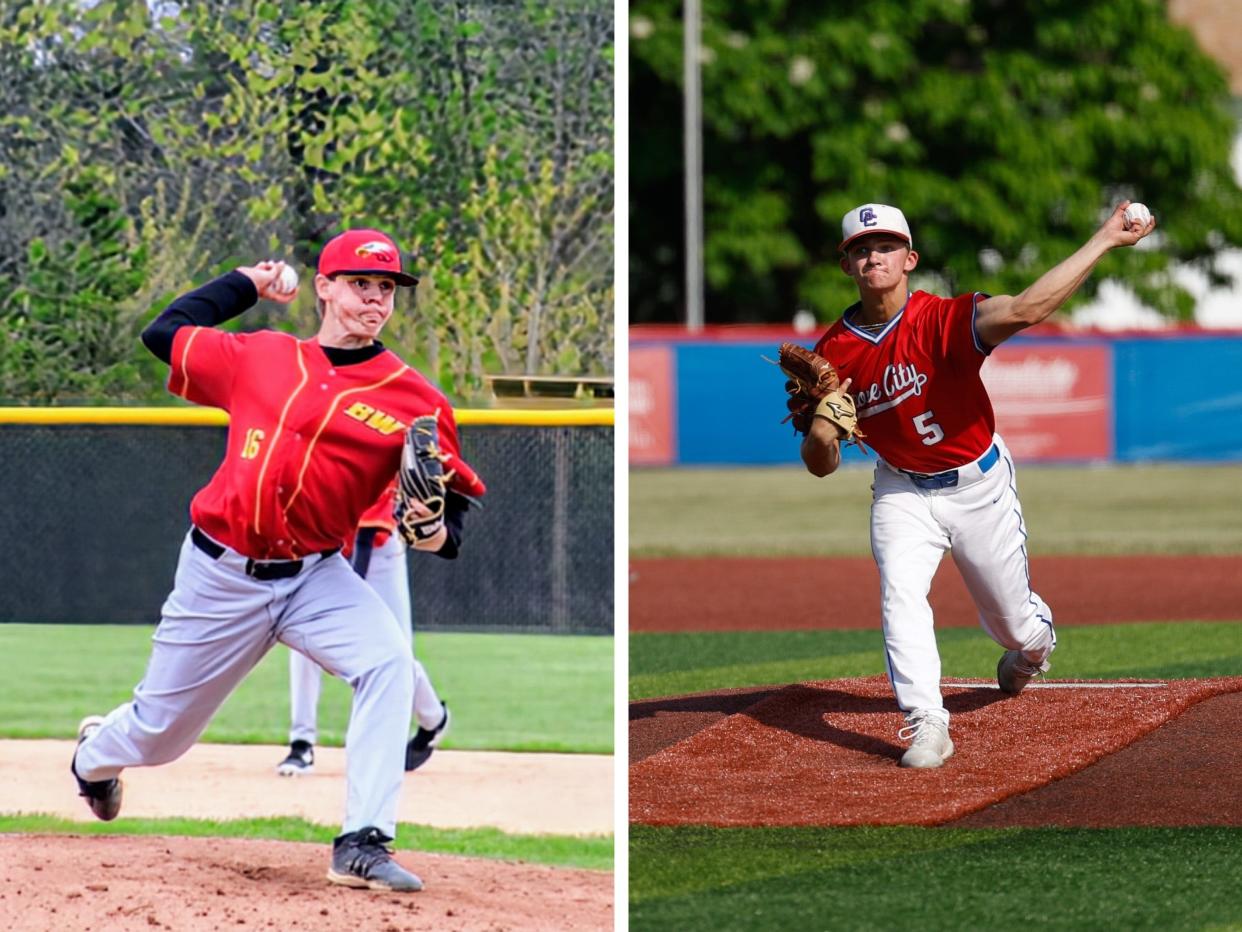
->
[238, 260, 300, 304]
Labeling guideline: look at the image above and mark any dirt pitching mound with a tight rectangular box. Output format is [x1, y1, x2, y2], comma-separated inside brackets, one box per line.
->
[629, 675, 1242, 827]
[948, 689, 1242, 827]
[630, 556, 1242, 632]
[0, 834, 612, 932]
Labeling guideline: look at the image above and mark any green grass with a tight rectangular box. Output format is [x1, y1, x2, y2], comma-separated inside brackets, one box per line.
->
[630, 464, 1242, 556]
[630, 622, 1242, 700]
[630, 825, 1242, 930]
[0, 814, 612, 871]
[0, 625, 613, 753]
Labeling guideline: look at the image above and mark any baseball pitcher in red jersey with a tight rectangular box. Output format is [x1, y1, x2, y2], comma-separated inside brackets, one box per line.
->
[70, 228, 485, 890]
[799, 201, 1155, 768]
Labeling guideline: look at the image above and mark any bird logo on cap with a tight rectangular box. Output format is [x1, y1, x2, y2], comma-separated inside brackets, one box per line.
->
[354, 241, 396, 262]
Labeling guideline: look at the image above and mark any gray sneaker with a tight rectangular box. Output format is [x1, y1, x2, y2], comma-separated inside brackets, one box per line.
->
[326, 827, 423, 892]
[997, 650, 1051, 696]
[898, 710, 954, 769]
[72, 715, 123, 821]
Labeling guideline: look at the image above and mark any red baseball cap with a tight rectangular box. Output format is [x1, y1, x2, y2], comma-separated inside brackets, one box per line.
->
[317, 229, 419, 286]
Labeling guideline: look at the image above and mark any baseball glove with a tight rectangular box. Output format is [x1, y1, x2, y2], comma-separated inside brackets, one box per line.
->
[394, 414, 452, 546]
[777, 342, 864, 445]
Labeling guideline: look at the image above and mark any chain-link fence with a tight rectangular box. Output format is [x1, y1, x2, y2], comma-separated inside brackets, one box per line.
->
[0, 415, 612, 634]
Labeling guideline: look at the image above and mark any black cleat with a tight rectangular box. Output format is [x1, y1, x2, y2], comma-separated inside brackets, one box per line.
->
[276, 740, 315, 776]
[405, 703, 450, 772]
[72, 715, 123, 821]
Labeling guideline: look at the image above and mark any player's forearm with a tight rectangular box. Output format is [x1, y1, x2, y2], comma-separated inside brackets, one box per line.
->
[1008, 234, 1113, 326]
[141, 271, 258, 363]
[800, 420, 842, 477]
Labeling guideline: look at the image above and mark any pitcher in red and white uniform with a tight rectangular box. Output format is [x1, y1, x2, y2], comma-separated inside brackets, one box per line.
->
[70, 228, 486, 891]
[277, 481, 453, 778]
[800, 201, 1155, 768]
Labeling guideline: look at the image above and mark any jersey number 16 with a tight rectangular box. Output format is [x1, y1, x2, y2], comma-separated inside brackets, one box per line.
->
[241, 428, 266, 459]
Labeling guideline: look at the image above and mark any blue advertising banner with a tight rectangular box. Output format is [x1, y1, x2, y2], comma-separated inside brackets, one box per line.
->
[1113, 336, 1242, 462]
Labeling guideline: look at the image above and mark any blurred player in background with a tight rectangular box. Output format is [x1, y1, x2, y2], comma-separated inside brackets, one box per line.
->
[277, 481, 453, 777]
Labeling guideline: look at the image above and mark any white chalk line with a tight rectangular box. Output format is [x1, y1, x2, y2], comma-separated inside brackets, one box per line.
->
[942, 682, 1167, 690]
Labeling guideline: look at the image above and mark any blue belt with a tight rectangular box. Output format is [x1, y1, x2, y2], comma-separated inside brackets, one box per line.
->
[902, 443, 1000, 490]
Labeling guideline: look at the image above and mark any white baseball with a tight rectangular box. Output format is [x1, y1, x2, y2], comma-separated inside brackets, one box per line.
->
[274, 263, 299, 294]
[1124, 202, 1151, 228]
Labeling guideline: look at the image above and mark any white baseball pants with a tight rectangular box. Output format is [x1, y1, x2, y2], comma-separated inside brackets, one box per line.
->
[74, 529, 414, 838]
[288, 532, 443, 744]
[870, 434, 1055, 719]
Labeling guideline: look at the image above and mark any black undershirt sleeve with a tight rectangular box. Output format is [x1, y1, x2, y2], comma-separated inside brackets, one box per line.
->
[428, 494, 469, 561]
[140, 270, 259, 364]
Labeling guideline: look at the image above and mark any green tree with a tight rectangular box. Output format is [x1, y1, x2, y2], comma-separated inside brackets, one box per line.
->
[0, 0, 613, 404]
[630, 0, 1242, 324]
[0, 171, 149, 402]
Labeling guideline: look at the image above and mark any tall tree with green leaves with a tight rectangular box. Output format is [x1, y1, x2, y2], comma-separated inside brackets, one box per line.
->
[630, 0, 1242, 324]
[0, 0, 613, 403]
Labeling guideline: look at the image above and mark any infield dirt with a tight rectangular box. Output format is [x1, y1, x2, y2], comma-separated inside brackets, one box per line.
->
[0, 834, 612, 931]
[0, 745, 613, 930]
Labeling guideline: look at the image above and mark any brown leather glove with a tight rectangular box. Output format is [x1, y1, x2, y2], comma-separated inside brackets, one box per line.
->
[777, 342, 864, 445]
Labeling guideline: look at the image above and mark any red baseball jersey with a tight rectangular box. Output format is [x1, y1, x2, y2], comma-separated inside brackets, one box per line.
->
[815, 291, 995, 473]
[168, 327, 485, 560]
[356, 482, 399, 536]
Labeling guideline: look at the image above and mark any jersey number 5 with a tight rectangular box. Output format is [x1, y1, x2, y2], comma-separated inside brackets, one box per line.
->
[241, 428, 265, 459]
[913, 411, 944, 446]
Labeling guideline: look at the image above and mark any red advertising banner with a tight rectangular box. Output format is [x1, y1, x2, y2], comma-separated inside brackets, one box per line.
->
[630, 346, 675, 465]
[981, 344, 1112, 461]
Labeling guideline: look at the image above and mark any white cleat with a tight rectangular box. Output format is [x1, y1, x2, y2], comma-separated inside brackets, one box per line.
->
[898, 710, 954, 769]
[997, 650, 1051, 696]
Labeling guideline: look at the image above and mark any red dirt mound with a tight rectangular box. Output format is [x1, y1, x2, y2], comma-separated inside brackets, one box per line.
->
[629, 675, 1242, 827]
[948, 689, 1242, 827]
[0, 835, 612, 932]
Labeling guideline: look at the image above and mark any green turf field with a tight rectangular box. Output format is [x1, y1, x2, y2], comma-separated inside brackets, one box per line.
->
[0, 625, 613, 753]
[631, 825, 1242, 930]
[631, 463, 1242, 556]
[630, 462, 1242, 929]
[631, 622, 1242, 700]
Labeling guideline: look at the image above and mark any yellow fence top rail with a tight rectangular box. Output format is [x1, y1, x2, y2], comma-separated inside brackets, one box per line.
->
[0, 407, 614, 427]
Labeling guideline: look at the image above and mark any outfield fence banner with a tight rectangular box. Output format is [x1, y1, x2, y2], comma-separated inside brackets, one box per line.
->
[629, 346, 675, 465]
[631, 329, 1242, 465]
[982, 343, 1113, 461]
[0, 409, 614, 634]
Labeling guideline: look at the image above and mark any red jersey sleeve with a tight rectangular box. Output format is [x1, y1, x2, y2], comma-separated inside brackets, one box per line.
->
[932, 292, 991, 369]
[167, 326, 246, 410]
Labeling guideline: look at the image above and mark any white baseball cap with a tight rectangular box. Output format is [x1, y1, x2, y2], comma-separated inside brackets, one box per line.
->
[839, 204, 912, 251]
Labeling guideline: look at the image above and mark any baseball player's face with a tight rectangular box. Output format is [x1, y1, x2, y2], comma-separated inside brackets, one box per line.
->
[319, 274, 396, 340]
[840, 235, 918, 292]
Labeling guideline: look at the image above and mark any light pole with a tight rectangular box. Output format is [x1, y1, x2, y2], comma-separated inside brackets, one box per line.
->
[683, 0, 704, 331]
